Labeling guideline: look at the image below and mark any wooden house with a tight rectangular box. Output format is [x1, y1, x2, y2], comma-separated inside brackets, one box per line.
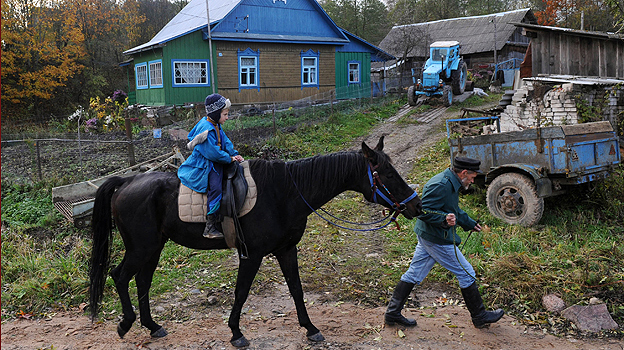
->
[123, 0, 394, 106]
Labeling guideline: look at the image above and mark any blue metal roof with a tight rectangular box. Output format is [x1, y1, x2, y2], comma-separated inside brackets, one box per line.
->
[338, 29, 395, 62]
[124, 0, 350, 55]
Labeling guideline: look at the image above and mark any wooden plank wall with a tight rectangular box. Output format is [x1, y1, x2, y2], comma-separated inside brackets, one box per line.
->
[532, 31, 624, 78]
[215, 42, 336, 105]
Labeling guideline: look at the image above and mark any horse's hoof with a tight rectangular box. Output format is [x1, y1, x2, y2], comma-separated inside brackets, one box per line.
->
[230, 335, 250, 348]
[307, 331, 325, 342]
[117, 324, 129, 339]
[150, 327, 168, 338]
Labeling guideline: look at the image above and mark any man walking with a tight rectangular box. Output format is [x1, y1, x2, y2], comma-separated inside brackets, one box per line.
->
[385, 157, 504, 328]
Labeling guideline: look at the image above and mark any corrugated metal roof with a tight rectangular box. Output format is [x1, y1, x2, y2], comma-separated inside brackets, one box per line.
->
[514, 22, 624, 40]
[379, 9, 536, 58]
[124, 0, 241, 54]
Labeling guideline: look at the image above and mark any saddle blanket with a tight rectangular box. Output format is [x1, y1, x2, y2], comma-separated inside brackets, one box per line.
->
[178, 161, 257, 223]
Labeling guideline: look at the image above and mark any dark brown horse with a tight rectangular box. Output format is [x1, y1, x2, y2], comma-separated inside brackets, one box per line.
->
[89, 137, 422, 347]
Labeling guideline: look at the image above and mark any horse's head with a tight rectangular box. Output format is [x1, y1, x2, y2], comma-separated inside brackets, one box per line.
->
[361, 136, 423, 219]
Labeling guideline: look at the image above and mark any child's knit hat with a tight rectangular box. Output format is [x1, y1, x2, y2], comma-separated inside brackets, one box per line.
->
[205, 94, 231, 122]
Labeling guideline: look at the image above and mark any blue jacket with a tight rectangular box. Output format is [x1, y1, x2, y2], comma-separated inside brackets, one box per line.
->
[177, 118, 239, 193]
[414, 168, 477, 245]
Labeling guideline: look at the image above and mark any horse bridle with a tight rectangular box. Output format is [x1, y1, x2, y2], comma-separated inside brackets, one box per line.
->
[367, 162, 419, 225]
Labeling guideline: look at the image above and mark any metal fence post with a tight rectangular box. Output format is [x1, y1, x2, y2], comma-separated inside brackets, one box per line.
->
[272, 104, 276, 135]
[35, 140, 42, 181]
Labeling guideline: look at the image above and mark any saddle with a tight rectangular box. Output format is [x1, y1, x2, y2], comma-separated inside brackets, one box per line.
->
[178, 161, 257, 249]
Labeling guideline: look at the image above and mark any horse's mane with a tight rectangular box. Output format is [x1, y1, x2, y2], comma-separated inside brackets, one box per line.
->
[249, 148, 392, 196]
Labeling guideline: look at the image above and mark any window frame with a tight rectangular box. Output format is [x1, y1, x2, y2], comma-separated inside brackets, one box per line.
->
[148, 59, 163, 88]
[238, 48, 260, 91]
[171, 59, 211, 87]
[135, 62, 148, 90]
[348, 60, 361, 85]
[301, 49, 319, 89]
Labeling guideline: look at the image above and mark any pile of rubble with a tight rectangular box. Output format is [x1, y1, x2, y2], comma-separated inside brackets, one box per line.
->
[498, 77, 624, 133]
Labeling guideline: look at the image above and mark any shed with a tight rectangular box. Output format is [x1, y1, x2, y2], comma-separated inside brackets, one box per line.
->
[122, 0, 394, 107]
[514, 23, 624, 79]
[378, 9, 536, 87]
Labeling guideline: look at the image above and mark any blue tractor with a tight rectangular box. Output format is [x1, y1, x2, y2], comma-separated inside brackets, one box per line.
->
[408, 41, 468, 107]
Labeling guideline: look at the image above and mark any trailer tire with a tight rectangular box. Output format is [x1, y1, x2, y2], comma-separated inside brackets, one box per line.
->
[408, 85, 418, 106]
[486, 173, 544, 226]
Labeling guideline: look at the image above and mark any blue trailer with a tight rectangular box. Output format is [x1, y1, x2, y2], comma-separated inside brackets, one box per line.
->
[447, 117, 621, 226]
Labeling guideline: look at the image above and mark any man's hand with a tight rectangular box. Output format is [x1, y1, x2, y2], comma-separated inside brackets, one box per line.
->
[231, 155, 244, 163]
[473, 223, 482, 232]
[446, 213, 456, 227]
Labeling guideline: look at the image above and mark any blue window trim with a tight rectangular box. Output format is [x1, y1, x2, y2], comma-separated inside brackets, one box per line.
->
[348, 60, 361, 85]
[171, 59, 211, 87]
[148, 59, 163, 89]
[135, 62, 148, 90]
[238, 48, 260, 92]
[301, 49, 319, 89]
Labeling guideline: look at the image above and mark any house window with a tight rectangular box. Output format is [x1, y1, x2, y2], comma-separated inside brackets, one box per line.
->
[238, 48, 259, 91]
[348, 61, 361, 84]
[149, 60, 163, 88]
[135, 63, 148, 89]
[301, 49, 319, 89]
[172, 60, 210, 87]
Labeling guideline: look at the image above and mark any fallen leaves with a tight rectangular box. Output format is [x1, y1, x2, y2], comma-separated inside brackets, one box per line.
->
[17, 310, 33, 319]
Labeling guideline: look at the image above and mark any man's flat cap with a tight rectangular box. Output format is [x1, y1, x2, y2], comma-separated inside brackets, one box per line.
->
[453, 157, 481, 172]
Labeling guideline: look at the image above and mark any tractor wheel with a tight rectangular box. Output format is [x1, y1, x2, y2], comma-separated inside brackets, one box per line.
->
[486, 173, 544, 226]
[442, 85, 453, 107]
[451, 59, 468, 95]
[408, 85, 418, 106]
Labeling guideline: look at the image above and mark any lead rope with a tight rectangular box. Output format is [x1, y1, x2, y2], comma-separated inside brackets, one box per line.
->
[422, 208, 478, 281]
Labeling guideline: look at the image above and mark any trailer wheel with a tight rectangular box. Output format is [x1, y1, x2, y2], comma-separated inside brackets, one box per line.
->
[408, 85, 418, 106]
[486, 173, 544, 226]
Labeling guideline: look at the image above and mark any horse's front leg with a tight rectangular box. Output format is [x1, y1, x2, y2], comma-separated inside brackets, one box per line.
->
[274, 245, 324, 342]
[228, 256, 263, 348]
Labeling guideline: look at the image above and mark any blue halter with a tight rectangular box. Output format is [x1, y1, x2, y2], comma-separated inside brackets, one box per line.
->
[367, 164, 419, 218]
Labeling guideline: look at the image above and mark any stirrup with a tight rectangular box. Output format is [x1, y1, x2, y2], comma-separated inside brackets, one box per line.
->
[203, 230, 224, 239]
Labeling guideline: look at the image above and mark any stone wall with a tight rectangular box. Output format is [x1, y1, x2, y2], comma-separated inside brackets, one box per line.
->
[499, 80, 624, 135]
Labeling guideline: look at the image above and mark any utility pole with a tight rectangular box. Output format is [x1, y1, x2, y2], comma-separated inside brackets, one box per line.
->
[205, 0, 216, 93]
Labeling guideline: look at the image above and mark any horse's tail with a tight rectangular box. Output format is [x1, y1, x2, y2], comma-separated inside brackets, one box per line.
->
[89, 176, 127, 322]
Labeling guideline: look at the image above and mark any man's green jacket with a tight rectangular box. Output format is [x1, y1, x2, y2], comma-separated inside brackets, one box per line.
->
[414, 168, 477, 245]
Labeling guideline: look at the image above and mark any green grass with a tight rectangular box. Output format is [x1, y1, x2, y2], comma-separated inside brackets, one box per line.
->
[2, 93, 623, 339]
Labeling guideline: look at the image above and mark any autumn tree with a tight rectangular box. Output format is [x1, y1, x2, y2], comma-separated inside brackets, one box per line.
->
[1, 0, 148, 120]
[321, 0, 390, 45]
[1, 0, 86, 119]
[605, 0, 624, 32]
[535, 0, 620, 31]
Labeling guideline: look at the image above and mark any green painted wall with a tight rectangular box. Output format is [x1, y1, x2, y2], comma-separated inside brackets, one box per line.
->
[132, 30, 218, 106]
[133, 49, 164, 105]
[163, 31, 218, 105]
[335, 52, 371, 100]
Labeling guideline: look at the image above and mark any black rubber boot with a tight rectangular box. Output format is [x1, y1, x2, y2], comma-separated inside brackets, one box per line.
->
[460, 282, 504, 328]
[203, 214, 224, 239]
[384, 280, 417, 327]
